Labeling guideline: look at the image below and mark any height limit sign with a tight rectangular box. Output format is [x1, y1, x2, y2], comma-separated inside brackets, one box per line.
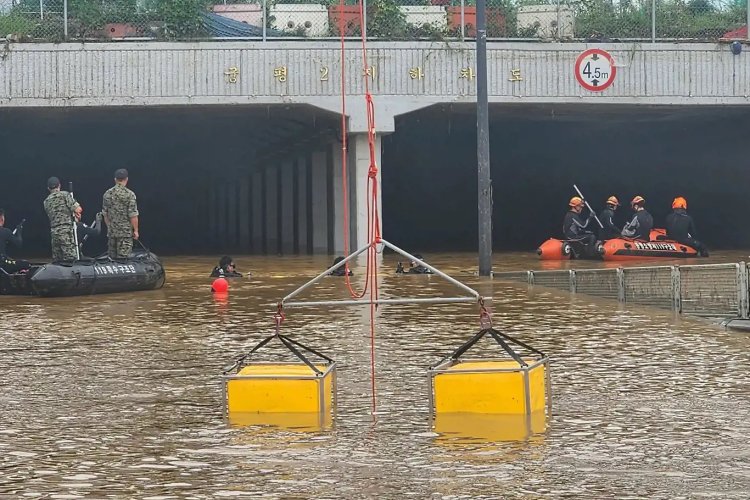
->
[575, 49, 616, 92]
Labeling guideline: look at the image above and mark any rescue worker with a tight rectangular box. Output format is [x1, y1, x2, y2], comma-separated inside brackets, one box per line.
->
[43, 176, 83, 262]
[666, 197, 709, 257]
[621, 195, 653, 241]
[329, 256, 353, 276]
[563, 197, 596, 242]
[396, 254, 434, 274]
[102, 169, 139, 260]
[598, 196, 621, 240]
[211, 256, 243, 278]
[0, 209, 30, 274]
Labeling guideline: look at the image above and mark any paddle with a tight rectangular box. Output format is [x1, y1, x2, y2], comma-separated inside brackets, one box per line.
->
[573, 184, 604, 229]
[69, 182, 81, 260]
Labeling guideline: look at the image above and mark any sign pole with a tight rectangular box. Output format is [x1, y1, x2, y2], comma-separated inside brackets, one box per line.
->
[476, 0, 492, 277]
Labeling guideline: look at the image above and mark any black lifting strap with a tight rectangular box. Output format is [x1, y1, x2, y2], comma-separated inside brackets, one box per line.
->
[435, 327, 546, 369]
[226, 333, 332, 376]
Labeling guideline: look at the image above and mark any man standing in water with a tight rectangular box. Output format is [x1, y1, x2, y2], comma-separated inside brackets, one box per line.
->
[43, 176, 83, 262]
[102, 169, 139, 260]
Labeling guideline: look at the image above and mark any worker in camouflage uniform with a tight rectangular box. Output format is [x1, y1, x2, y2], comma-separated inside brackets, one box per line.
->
[102, 168, 139, 260]
[43, 176, 83, 262]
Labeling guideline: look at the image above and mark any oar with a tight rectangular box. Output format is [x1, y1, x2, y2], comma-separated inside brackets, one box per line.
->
[573, 184, 604, 229]
[69, 182, 81, 260]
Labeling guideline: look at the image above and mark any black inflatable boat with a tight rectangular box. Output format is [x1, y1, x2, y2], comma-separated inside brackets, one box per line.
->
[0, 250, 166, 297]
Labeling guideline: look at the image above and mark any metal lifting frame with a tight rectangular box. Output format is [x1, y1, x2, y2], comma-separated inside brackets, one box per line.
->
[280, 238, 485, 309]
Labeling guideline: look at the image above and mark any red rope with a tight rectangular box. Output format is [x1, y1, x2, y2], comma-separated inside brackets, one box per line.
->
[336, 0, 381, 414]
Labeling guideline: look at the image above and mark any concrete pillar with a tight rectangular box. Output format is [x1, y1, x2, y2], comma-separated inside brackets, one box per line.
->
[227, 182, 238, 249]
[217, 181, 227, 250]
[239, 175, 250, 252]
[350, 133, 383, 250]
[311, 149, 328, 254]
[251, 170, 264, 254]
[331, 141, 346, 255]
[297, 154, 309, 254]
[281, 160, 295, 255]
[265, 166, 279, 255]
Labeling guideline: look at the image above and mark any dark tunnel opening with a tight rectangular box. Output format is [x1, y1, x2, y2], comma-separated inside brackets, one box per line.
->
[1, 103, 748, 260]
[382, 104, 750, 253]
[0, 105, 338, 258]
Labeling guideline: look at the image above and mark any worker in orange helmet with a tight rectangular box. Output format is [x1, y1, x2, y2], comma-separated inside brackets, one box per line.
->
[621, 195, 653, 241]
[563, 196, 597, 257]
[666, 197, 709, 257]
[598, 195, 621, 241]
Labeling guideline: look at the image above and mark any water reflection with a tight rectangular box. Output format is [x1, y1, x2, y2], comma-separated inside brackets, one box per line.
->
[0, 254, 748, 497]
[433, 412, 547, 443]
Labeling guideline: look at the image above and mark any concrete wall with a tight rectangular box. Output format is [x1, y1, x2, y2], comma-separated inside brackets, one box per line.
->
[1, 42, 747, 114]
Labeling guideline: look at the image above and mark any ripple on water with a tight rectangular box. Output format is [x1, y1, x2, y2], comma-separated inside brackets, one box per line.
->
[0, 254, 748, 498]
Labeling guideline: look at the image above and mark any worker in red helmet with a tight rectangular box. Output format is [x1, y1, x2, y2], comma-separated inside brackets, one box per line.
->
[563, 196, 597, 257]
[666, 197, 709, 257]
[598, 195, 622, 241]
[621, 195, 653, 241]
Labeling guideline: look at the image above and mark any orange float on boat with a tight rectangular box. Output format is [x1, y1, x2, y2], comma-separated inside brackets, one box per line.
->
[600, 237, 700, 261]
[536, 238, 573, 260]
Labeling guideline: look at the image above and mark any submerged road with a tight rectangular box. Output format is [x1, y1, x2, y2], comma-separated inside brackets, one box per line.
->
[0, 254, 748, 497]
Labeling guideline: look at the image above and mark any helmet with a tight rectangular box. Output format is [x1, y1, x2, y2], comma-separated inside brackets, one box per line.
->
[606, 196, 620, 207]
[569, 196, 584, 208]
[672, 197, 687, 210]
[631, 195, 645, 207]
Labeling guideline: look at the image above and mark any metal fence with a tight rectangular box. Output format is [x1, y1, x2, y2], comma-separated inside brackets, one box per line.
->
[494, 262, 750, 319]
[0, 0, 747, 42]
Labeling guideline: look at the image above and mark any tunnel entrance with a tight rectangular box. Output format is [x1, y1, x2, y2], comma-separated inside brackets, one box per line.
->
[382, 104, 750, 252]
[0, 105, 337, 257]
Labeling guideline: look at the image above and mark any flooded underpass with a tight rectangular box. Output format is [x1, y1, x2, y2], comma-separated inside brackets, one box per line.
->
[1, 254, 749, 498]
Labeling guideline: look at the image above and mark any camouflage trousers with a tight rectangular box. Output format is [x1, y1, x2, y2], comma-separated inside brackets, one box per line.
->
[108, 237, 133, 260]
[51, 227, 78, 262]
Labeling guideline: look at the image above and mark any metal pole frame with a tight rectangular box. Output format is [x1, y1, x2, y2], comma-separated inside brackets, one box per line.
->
[651, 0, 656, 43]
[63, 0, 68, 39]
[671, 265, 681, 312]
[747, 0, 750, 43]
[362, 0, 367, 40]
[280, 238, 483, 309]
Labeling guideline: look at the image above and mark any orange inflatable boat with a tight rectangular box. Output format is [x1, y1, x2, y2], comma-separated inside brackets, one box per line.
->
[538, 229, 704, 261]
[600, 228, 703, 261]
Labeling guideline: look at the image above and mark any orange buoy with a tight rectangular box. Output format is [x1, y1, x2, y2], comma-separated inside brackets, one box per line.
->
[212, 277, 229, 293]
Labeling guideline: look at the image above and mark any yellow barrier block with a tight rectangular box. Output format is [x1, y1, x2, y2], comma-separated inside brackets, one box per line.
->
[225, 363, 335, 414]
[432, 359, 546, 414]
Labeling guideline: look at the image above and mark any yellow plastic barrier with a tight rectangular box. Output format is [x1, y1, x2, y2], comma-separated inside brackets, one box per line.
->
[222, 333, 337, 426]
[224, 363, 335, 414]
[432, 359, 546, 414]
[428, 328, 551, 423]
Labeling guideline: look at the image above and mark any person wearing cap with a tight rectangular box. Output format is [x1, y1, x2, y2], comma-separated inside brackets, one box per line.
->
[621, 195, 653, 241]
[43, 176, 83, 262]
[666, 197, 709, 257]
[102, 169, 139, 260]
[598, 196, 622, 240]
[329, 256, 353, 276]
[563, 196, 596, 255]
[396, 254, 434, 274]
[210, 255, 243, 278]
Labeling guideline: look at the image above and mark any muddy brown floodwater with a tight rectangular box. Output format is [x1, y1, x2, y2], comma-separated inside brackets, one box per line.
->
[1, 253, 748, 498]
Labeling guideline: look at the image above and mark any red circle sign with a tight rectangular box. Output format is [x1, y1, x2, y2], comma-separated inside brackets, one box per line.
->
[574, 49, 616, 92]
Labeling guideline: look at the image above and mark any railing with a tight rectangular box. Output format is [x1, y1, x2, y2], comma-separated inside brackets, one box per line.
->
[494, 262, 750, 319]
[0, 0, 747, 42]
